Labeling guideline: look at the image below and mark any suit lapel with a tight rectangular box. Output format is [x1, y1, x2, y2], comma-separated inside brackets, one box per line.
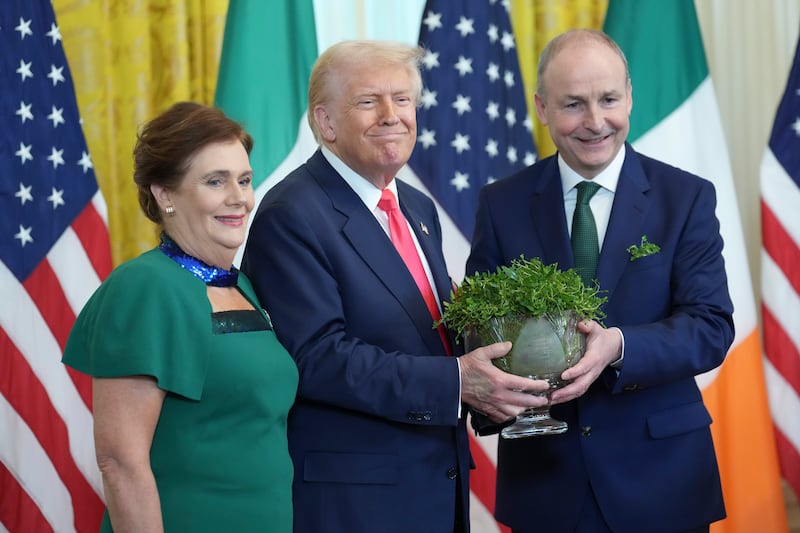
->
[309, 153, 446, 355]
[597, 147, 651, 295]
[530, 158, 573, 267]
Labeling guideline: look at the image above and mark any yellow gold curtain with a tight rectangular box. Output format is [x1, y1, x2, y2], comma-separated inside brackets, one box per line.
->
[54, 0, 229, 266]
[511, 0, 608, 158]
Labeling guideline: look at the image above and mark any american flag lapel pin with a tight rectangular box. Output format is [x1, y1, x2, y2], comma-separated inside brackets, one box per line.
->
[420, 222, 429, 235]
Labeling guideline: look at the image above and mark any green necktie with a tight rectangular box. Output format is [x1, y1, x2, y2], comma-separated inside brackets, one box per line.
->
[571, 181, 602, 286]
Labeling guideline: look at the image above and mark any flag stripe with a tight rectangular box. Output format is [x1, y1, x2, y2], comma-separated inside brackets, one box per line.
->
[22, 261, 93, 410]
[0, 330, 102, 532]
[763, 306, 800, 397]
[49, 227, 103, 317]
[214, 0, 317, 189]
[761, 251, 800, 364]
[764, 360, 800, 480]
[761, 201, 800, 294]
[768, 367, 800, 452]
[761, 149, 800, 246]
[70, 200, 112, 281]
[23, 261, 75, 351]
[467, 434, 509, 533]
[0, 462, 53, 533]
[467, 492, 502, 533]
[603, 0, 707, 141]
[0, 392, 77, 533]
[42, 230, 102, 413]
[701, 331, 788, 530]
[775, 426, 800, 498]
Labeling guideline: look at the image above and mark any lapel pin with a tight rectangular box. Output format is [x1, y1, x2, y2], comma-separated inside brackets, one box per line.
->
[420, 222, 429, 235]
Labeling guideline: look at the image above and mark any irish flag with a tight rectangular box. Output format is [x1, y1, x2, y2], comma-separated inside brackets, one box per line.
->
[604, 1, 787, 530]
[215, 0, 319, 265]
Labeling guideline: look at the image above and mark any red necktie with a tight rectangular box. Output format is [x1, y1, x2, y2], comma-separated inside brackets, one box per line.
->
[378, 189, 452, 355]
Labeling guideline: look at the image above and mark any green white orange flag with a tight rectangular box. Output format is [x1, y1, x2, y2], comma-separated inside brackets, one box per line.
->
[604, 1, 787, 530]
[215, 0, 318, 264]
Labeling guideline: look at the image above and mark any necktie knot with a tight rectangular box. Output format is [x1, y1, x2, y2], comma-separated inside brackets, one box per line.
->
[378, 189, 399, 213]
[576, 181, 601, 205]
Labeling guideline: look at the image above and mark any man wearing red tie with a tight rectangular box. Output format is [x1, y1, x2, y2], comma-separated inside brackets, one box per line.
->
[241, 40, 547, 533]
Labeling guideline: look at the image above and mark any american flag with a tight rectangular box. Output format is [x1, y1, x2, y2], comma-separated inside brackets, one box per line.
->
[1, 1, 108, 531]
[760, 34, 800, 504]
[405, 1, 537, 531]
[408, 0, 537, 241]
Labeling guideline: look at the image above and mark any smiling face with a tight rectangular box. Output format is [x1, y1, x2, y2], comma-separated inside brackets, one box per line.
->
[535, 36, 632, 179]
[153, 140, 254, 268]
[314, 60, 417, 188]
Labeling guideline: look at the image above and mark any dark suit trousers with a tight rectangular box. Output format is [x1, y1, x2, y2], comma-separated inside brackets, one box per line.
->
[510, 484, 711, 533]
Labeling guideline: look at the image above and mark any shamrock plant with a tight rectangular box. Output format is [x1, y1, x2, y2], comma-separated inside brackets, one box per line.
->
[626, 235, 661, 261]
[438, 256, 607, 341]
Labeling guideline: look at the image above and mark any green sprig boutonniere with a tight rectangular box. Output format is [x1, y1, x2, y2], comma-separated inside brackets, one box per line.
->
[627, 235, 661, 261]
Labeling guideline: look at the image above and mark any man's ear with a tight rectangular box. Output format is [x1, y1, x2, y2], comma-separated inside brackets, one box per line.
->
[314, 105, 336, 142]
[627, 81, 633, 117]
[534, 93, 548, 126]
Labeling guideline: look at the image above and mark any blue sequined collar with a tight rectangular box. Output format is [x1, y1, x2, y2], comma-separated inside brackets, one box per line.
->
[158, 233, 239, 287]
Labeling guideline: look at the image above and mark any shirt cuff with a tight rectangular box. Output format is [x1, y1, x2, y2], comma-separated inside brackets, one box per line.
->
[456, 356, 462, 418]
[609, 326, 624, 369]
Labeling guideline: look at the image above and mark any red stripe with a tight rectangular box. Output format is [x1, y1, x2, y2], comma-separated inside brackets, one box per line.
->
[71, 204, 112, 280]
[22, 260, 92, 409]
[774, 427, 800, 503]
[23, 260, 75, 351]
[761, 200, 800, 294]
[469, 433, 510, 533]
[0, 461, 54, 533]
[762, 305, 800, 397]
[0, 329, 104, 533]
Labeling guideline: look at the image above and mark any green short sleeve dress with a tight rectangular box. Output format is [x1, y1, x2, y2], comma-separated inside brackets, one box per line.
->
[63, 248, 298, 532]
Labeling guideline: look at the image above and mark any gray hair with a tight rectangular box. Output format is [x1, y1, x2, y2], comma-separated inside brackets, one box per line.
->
[536, 29, 630, 99]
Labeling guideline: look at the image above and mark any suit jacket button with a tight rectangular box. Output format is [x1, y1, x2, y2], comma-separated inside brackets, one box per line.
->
[581, 426, 592, 436]
[446, 467, 458, 480]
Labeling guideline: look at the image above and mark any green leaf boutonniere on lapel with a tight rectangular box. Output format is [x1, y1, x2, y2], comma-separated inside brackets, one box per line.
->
[626, 235, 661, 261]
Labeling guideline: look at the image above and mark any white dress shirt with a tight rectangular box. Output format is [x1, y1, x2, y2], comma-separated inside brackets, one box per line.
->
[558, 145, 627, 368]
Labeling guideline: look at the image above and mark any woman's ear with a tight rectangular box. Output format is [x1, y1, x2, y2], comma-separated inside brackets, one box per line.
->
[150, 183, 171, 209]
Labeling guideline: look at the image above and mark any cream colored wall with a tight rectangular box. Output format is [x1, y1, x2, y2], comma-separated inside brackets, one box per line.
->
[696, 0, 800, 311]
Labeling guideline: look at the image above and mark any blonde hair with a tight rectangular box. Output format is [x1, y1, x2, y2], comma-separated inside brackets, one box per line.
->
[307, 40, 425, 143]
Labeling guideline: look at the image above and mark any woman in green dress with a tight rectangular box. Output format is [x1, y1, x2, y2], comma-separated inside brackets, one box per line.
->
[63, 102, 298, 532]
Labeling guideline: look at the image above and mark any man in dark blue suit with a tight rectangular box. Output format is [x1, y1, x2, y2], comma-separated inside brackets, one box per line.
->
[467, 30, 735, 532]
[241, 40, 548, 533]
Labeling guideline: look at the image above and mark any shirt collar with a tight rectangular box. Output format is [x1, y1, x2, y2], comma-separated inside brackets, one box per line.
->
[321, 146, 397, 210]
[559, 143, 626, 196]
